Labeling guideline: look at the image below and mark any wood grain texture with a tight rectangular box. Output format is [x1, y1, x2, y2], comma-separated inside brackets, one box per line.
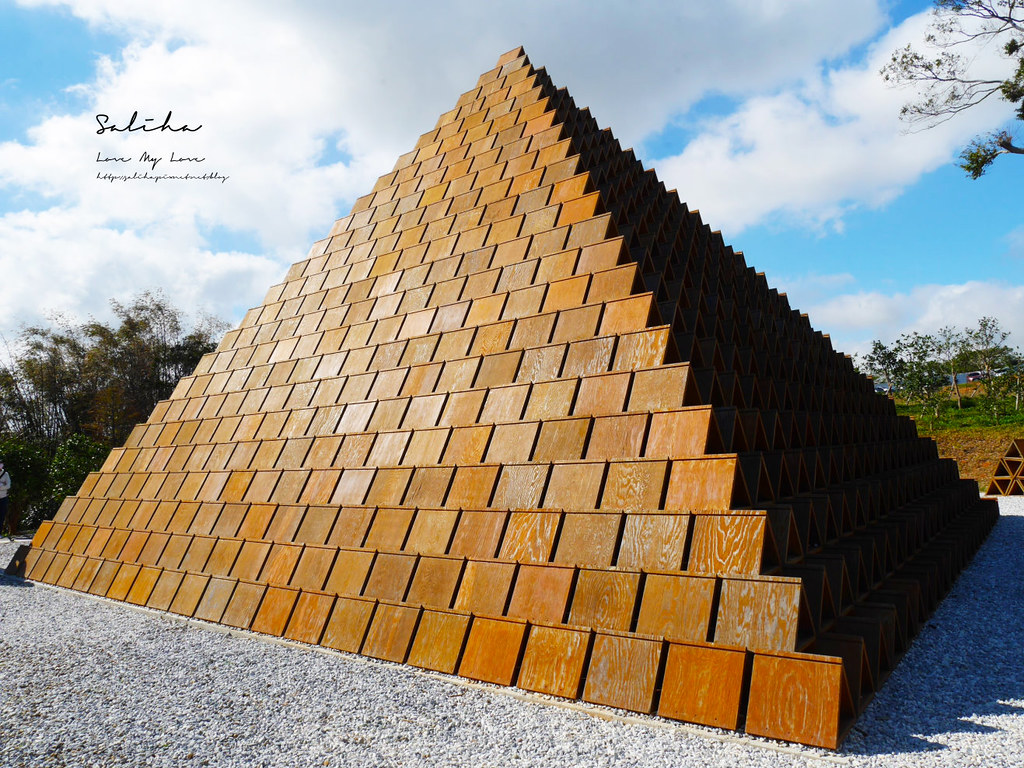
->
[553, 513, 621, 568]
[361, 603, 421, 663]
[320, 597, 376, 653]
[601, 461, 668, 511]
[407, 610, 471, 674]
[687, 514, 765, 575]
[745, 653, 845, 749]
[715, 577, 802, 651]
[449, 510, 506, 559]
[518, 625, 589, 698]
[635, 574, 716, 643]
[406, 557, 464, 609]
[568, 570, 640, 632]
[458, 617, 527, 685]
[499, 511, 560, 562]
[220, 581, 266, 629]
[284, 592, 336, 644]
[362, 553, 417, 602]
[658, 643, 746, 729]
[616, 514, 689, 571]
[582, 633, 661, 713]
[250, 586, 300, 636]
[453, 560, 516, 616]
[506, 564, 573, 624]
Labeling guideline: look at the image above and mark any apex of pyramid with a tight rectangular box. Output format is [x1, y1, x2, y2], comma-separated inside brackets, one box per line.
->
[496, 46, 527, 67]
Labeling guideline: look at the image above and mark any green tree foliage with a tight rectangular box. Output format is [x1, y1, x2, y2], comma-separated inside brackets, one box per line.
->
[895, 332, 947, 423]
[860, 316, 1021, 429]
[0, 291, 226, 530]
[862, 339, 905, 395]
[881, 0, 1024, 177]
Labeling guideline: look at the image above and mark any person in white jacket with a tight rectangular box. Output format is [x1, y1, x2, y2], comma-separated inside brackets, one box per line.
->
[0, 461, 10, 538]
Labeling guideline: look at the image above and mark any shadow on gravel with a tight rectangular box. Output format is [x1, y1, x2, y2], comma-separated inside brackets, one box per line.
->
[0, 545, 35, 589]
[844, 513, 1024, 757]
[0, 573, 34, 588]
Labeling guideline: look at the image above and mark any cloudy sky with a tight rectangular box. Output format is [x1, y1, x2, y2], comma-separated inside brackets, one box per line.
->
[0, 0, 1020, 359]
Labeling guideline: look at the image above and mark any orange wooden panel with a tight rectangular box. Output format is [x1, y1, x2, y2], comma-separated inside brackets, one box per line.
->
[553, 512, 621, 568]
[229, 540, 271, 581]
[745, 652, 848, 749]
[324, 549, 375, 597]
[628, 365, 692, 411]
[250, 586, 300, 637]
[293, 506, 339, 545]
[506, 564, 573, 624]
[326, 507, 375, 547]
[169, 572, 210, 617]
[221, 581, 266, 629]
[517, 625, 589, 699]
[568, 570, 640, 632]
[688, 515, 765, 575]
[616, 514, 689, 571]
[194, 576, 237, 623]
[601, 461, 668, 511]
[71, 557, 102, 593]
[320, 597, 377, 653]
[55, 554, 86, 589]
[453, 560, 515, 616]
[362, 553, 416, 602]
[146, 569, 185, 611]
[646, 409, 713, 459]
[364, 507, 415, 550]
[498, 511, 560, 562]
[664, 458, 741, 510]
[284, 592, 337, 645]
[458, 617, 527, 685]
[405, 557, 464, 609]
[362, 603, 420, 663]
[264, 505, 306, 541]
[448, 510, 506, 559]
[259, 544, 303, 584]
[543, 462, 604, 509]
[403, 467, 455, 508]
[205, 539, 243, 577]
[582, 633, 661, 713]
[533, 418, 589, 461]
[407, 610, 471, 674]
[404, 508, 459, 554]
[658, 643, 747, 730]
[573, 371, 629, 415]
[492, 464, 549, 510]
[125, 566, 162, 606]
[587, 414, 646, 460]
[635, 574, 716, 643]
[106, 563, 141, 601]
[445, 466, 500, 508]
[715, 577, 802, 651]
[289, 546, 337, 591]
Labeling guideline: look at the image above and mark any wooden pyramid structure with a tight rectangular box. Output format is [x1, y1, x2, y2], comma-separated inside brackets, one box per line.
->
[987, 439, 1024, 495]
[8, 48, 999, 749]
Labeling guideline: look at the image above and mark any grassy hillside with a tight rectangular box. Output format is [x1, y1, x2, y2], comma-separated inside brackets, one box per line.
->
[894, 386, 1023, 491]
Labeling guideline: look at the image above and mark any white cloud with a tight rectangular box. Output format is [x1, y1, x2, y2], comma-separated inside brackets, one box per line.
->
[0, 0, 897, 337]
[805, 281, 1024, 359]
[655, 12, 1015, 234]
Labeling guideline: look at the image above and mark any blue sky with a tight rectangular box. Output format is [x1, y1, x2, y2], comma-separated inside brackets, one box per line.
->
[0, 0, 1020, 359]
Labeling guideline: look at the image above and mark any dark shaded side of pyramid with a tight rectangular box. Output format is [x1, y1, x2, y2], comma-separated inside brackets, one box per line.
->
[12, 48, 999, 749]
[987, 439, 1024, 495]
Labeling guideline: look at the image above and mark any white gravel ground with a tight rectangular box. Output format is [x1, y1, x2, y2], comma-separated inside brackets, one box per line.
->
[2, 496, 1022, 768]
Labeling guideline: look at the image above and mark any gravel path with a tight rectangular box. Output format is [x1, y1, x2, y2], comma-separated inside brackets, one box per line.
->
[2, 496, 1022, 768]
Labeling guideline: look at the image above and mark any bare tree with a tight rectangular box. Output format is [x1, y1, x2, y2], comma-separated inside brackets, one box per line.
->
[881, 0, 1024, 177]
